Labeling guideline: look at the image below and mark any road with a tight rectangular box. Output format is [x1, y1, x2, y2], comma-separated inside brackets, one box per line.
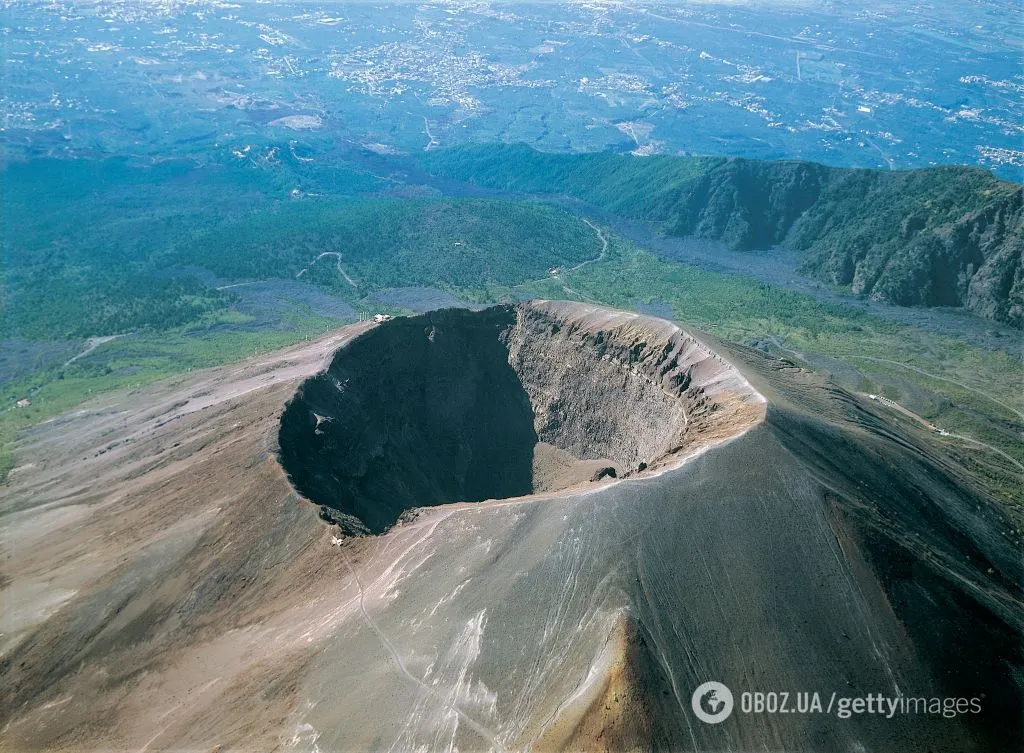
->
[538, 218, 609, 304]
[61, 334, 126, 369]
[847, 355, 1024, 423]
[565, 219, 609, 273]
[770, 336, 1022, 473]
[422, 116, 440, 151]
[861, 392, 1024, 474]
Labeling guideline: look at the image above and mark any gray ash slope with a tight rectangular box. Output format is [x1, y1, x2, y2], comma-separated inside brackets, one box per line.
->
[276, 301, 1021, 751]
[2, 302, 1021, 752]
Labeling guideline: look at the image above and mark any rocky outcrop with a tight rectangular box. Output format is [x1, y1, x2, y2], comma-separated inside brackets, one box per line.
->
[646, 160, 1023, 325]
[507, 300, 763, 470]
[788, 166, 1024, 325]
[278, 301, 765, 534]
[658, 161, 1024, 325]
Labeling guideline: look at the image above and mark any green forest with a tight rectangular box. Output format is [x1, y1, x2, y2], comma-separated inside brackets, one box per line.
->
[2, 157, 597, 339]
[173, 198, 600, 291]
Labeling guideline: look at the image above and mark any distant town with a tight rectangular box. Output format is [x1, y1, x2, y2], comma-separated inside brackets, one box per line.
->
[3, 0, 1021, 178]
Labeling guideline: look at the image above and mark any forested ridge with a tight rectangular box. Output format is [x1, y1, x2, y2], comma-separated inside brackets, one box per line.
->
[421, 144, 1024, 326]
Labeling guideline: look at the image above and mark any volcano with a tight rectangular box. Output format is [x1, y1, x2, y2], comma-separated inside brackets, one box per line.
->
[2, 302, 1020, 753]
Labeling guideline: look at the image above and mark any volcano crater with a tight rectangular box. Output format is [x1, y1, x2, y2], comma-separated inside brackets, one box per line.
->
[277, 301, 764, 535]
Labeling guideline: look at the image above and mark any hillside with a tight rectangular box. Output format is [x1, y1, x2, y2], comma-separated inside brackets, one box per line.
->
[419, 145, 1024, 326]
[2, 304, 1019, 752]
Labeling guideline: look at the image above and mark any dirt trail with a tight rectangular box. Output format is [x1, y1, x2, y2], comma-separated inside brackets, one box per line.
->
[564, 219, 609, 274]
[946, 431, 1024, 473]
[61, 334, 126, 368]
[766, 336, 1021, 471]
[536, 219, 609, 304]
[296, 251, 359, 288]
[341, 550, 506, 751]
[215, 281, 259, 290]
[422, 116, 439, 151]
[859, 391, 1024, 473]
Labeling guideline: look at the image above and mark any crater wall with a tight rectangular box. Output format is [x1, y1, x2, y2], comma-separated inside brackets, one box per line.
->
[278, 301, 764, 534]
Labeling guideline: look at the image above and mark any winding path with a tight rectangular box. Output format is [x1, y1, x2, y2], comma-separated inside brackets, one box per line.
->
[943, 431, 1024, 474]
[566, 219, 609, 273]
[62, 334, 126, 369]
[769, 337, 1022, 472]
[859, 392, 1024, 473]
[544, 218, 609, 304]
[422, 116, 440, 151]
[296, 252, 358, 288]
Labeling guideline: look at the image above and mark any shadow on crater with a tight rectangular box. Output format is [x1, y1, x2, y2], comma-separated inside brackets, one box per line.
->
[278, 307, 537, 535]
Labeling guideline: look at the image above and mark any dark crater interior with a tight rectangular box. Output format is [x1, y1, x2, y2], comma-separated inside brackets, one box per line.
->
[278, 308, 536, 534]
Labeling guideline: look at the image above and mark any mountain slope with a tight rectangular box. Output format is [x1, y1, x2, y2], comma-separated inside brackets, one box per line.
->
[420, 145, 1024, 326]
[2, 304, 1020, 752]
